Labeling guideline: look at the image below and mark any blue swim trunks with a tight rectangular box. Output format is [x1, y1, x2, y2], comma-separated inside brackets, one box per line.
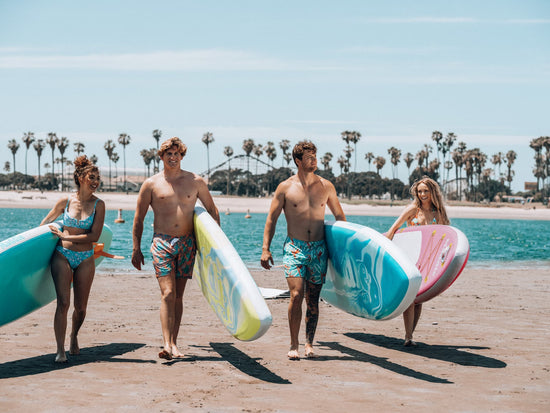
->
[282, 237, 328, 285]
[150, 233, 196, 279]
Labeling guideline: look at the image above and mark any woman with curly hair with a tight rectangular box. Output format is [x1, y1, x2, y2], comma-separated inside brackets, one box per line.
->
[41, 155, 105, 362]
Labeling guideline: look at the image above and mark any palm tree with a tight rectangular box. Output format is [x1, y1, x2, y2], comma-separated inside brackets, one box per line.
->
[431, 131, 444, 180]
[283, 152, 292, 166]
[7, 139, 20, 189]
[118, 133, 131, 192]
[364, 152, 374, 172]
[322, 152, 333, 171]
[74, 141, 85, 156]
[373, 156, 386, 177]
[441, 132, 456, 184]
[452, 141, 467, 200]
[90, 154, 98, 165]
[403, 152, 414, 180]
[224, 146, 234, 195]
[4, 161, 10, 174]
[111, 152, 120, 189]
[21, 132, 35, 188]
[242, 139, 255, 196]
[387, 146, 401, 179]
[253, 144, 264, 175]
[46, 133, 58, 188]
[342, 130, 361, 172]
[265, 141, 276, 167]
[423, 144, 433, 169]
[201, 132, 214, 186]
[33, 139, 46, 188]
[336, 156, 348, 176]
[152, 129, 162, 172]
[415, 149, 427, 169]
[104, 140, 116, 191]
[491, 152, 504, 194]
[279, 139, 291, 167]
[57, 137, 69, 191]
[140, 148, 155, 177]
[530, 136, 546, 191]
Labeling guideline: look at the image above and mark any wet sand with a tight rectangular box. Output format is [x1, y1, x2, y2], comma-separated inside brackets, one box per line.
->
[1, 267, 549, 412]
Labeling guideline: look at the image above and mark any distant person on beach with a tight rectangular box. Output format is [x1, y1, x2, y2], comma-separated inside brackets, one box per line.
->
[131, 137, 219, 360]
[386, 176, 450, 347]
[40, 155, 105, 363]
[261, 141, 346, 360]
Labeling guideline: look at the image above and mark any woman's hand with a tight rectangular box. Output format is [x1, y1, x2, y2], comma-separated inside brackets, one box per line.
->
[48, 225, 64, 240]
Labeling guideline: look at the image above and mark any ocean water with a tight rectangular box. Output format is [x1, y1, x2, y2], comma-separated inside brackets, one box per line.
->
[0, 208, 548, 273]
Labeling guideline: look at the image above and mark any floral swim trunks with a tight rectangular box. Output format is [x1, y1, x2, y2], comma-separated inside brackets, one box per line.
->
[282, 237, 328, 285]
[150, 233, 196, 279]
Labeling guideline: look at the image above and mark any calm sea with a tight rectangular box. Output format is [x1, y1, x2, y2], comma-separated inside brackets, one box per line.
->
[1, 208, 548, 273]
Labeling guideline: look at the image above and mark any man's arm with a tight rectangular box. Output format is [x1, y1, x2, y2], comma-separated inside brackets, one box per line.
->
[260, 182, 286, 269]
[325, 180, 346, 221]
[131, 180, 152, 270]
[196, 176, 220, 225]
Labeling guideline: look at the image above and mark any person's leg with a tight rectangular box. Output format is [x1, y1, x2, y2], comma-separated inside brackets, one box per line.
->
[286, 277, 305, 359]
[304, 281, 322, 358]
[403, 302, 417, 346]
[171, 277, 188, 358]
[50, 250, 74, 362]
[70, 255, 95, 355]
[157, 273, 176, 359]
[412, 303, 422, 333]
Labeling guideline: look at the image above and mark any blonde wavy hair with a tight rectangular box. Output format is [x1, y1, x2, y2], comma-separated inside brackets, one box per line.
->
[410, 176, 450, 225]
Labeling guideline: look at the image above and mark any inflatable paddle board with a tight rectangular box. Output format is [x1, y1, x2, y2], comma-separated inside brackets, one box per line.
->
[391, 225, 469, 304]
[0, 223, 113, 326]
[321, 221, 422, 320]
[193, 204, 272, 341]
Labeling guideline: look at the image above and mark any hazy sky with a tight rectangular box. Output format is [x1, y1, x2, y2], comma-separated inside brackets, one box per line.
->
[1, 0, 548, 192]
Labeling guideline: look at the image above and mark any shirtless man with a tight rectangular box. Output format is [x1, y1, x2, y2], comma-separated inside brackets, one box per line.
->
[261, 141, 346, 360]
[132, 137, 219, 360]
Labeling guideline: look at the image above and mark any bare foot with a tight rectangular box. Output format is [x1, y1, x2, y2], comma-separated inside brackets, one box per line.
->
[55, 352, 68, 363]
[287, 349, 300, 360]
[69, 336, 80, 355]
[305, 345, 318, 359]
[171, 345, 185, 358]
[158, 349, 173, 360]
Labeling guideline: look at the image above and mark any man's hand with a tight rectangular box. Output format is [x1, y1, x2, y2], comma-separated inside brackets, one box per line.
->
[131, 249, 144, 271]
[260, 249, 274, 270]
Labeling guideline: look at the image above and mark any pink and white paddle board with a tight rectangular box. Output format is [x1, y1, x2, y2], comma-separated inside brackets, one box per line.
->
[391, 225, 470, 304]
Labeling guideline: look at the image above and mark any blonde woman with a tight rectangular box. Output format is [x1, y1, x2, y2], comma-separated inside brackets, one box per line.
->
[386, 176, 449, 346]
[41, 156, 105, 362]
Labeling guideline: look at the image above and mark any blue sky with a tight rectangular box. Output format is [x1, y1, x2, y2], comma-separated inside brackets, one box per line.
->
[1, 0, 548, 192]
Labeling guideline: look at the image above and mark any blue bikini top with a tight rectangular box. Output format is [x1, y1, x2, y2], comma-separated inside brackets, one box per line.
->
[63, 198, 98, 230]
[409, 208, 437, 226]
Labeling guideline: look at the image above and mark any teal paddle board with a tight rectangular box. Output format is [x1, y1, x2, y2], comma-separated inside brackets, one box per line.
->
[321, 221, 421, 320]
[193, 204, 272, 341]
[0, 223, 113, 326]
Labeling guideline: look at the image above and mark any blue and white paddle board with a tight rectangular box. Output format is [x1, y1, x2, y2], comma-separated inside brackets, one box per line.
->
[321, 221, 421, 320]
[0, 223, 113, 326]
[193, 204, 272, 341]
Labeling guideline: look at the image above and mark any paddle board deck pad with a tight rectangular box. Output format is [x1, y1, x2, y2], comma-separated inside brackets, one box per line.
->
[0, 223, 113, 326]
[193, 205, 272, 341]
[391, 225, 470, 304]
[321, 221, 422, 320]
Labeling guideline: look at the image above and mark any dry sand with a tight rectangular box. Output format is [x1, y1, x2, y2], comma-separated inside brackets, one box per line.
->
[1, 190, 549, 220]
[1, 267, 549, 412]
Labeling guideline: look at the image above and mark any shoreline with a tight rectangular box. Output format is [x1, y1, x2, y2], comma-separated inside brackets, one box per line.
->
[1, 267, 549, 411]
[1, 190, 549, 220]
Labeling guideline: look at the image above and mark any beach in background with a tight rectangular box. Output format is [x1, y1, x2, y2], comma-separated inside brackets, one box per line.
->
[1, 190, 550, 220]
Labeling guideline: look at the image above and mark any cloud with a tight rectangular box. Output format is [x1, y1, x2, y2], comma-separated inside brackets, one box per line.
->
[0, 49, 292, 71]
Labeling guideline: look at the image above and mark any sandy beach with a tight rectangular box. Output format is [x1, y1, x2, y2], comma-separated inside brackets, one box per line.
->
[1, 190, 549, 220]
[1, 266, 549, 412]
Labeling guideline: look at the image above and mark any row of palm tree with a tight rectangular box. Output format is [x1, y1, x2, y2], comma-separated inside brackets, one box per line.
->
[4, 129, 548, 202]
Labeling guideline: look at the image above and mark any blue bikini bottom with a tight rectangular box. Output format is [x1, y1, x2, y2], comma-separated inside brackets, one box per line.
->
[55, 246, 94, 270]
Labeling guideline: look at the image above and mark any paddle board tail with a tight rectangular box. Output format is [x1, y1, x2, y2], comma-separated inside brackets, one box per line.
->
[193, 205, 272, 341]
[392, 225, 470, 304]
[322, 221, 422, 321]
[0, 223, 113, 326]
